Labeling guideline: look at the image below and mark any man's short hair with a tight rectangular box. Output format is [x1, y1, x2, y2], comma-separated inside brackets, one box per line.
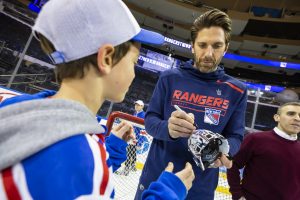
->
[191, 9, 232, 46]
[277, 102, 300, 115]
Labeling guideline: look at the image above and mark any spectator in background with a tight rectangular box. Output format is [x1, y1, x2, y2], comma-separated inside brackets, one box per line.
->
[135, 8, 247, 200]
[134, 100, 146, 119]
[227, 102, 300, 200]
[120, 100, 146, 175]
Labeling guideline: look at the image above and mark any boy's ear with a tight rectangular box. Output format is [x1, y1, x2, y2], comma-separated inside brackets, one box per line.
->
[97, 44, 115, 75]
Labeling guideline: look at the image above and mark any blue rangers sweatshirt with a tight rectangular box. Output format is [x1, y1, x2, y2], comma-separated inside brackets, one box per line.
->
[136, 61, 247, 200]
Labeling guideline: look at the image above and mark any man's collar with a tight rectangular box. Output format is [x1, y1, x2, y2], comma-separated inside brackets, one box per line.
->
[273, 127, 298, 141]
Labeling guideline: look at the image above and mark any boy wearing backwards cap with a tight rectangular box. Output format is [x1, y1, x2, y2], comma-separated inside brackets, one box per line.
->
[0, 0, 194, 199]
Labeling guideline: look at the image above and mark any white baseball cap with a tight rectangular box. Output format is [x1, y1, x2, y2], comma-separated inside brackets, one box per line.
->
[134, 100, 144, 106]
[32, 0, 165, 64]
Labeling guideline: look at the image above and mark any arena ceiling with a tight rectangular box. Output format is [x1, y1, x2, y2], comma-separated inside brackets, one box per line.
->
[0, 0, 300, 90]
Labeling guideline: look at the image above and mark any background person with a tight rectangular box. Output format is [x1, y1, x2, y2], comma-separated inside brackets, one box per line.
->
[227, 102, 300, 200]
[120, 100, 146, 175]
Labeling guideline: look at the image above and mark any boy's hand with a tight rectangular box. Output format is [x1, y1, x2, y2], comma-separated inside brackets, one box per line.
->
[111, 121, 135, 142]
[165, 162, 195, 191]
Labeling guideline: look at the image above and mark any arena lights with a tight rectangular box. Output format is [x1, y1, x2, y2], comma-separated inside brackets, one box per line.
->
[163, 37, 299, 71]
[138, 55, 171, 69]
[164, 37, 191, 49]
[137, 50, 285, 93]
[28, 0, 48, 13]
[245, 82, 285, 93]
[224, 53, 300, 70]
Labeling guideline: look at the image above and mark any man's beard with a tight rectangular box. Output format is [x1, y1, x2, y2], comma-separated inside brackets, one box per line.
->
[194, 56, 221, 73]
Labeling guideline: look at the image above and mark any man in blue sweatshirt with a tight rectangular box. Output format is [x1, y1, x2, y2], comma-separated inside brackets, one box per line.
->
[135, 9, 247, 200]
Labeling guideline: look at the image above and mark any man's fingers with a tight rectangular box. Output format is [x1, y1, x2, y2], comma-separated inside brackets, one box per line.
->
[165, 162, 174, 172]
[210, 155, 233, 169]
[169, 129, 191, 138]
[171, 110, 186, 118]
[169, 123, 194, 134]
[188, 113, 195, 121]
[210, 159, 222, 168]
[169, 117, 195, 131]
[168, 111, 197, 139]
[220, 154, 232, 169]
[171, 111, 195, 124]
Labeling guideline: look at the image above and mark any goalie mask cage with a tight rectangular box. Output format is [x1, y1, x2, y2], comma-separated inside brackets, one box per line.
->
[105, 111, 231, 200]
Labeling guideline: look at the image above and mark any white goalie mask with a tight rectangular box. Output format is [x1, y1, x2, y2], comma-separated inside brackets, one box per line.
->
[188, 129, 230, 170]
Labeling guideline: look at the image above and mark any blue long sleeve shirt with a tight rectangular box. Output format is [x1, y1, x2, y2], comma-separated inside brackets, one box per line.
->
[136, 61, 247, 200]
[1, 89, 187, 200]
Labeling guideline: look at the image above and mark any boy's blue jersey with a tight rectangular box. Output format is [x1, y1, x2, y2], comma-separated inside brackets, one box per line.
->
[0, 90, 188, 200]
[0, 90, 125, 199]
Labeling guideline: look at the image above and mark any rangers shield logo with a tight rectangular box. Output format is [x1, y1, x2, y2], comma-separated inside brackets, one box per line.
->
[204, 108, 221, 125]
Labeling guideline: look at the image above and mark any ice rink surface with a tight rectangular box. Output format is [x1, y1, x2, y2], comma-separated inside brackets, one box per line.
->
[113, 166, 231, 200]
